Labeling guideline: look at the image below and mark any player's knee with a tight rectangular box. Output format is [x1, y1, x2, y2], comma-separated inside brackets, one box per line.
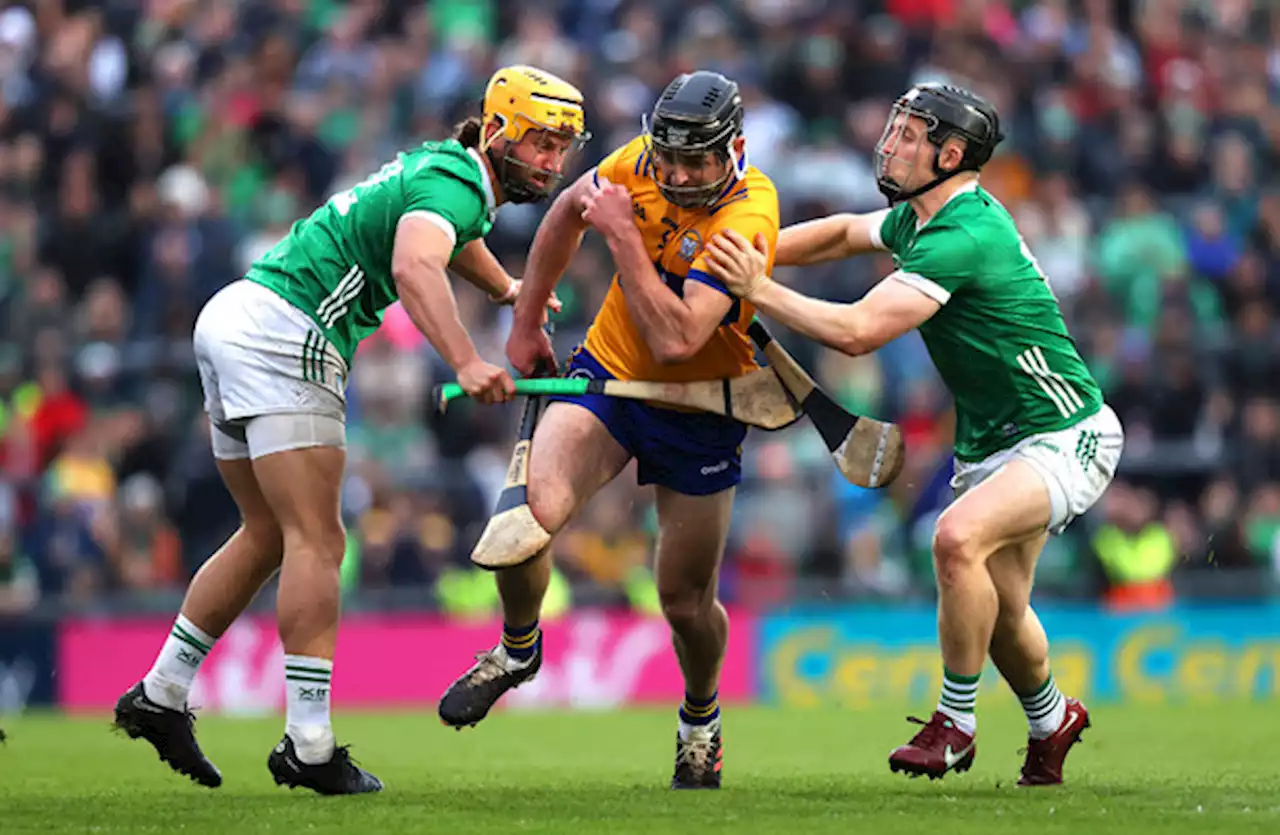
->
[242, 514, 284, 564]
[526, 481, 574, 535]
[281, 519, 346, 566]
[657, 583, 714, 633]
[932, 515, 984, 582]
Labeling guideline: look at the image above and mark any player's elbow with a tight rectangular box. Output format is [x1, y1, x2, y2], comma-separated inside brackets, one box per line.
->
[652, 336, 698, 365]
[833, 315, 877, 357]
[834, 333, 873, 357]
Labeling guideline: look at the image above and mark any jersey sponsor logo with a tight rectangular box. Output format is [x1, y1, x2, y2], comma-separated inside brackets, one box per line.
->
[316, 265, 366, 329]
[1015, 346, 1085, 419]
[633, 202, 647, 221]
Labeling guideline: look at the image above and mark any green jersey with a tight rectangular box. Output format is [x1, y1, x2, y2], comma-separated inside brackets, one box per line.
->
[246, 139, 496, 364]
[874, 182, 1103, 461]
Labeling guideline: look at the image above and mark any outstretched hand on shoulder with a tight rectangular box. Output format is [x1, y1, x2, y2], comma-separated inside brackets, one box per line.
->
[704, 229, 772, 299]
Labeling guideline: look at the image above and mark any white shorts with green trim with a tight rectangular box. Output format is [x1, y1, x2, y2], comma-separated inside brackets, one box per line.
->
[950, 404, 1124, 534]
[193, 280, 349, 460]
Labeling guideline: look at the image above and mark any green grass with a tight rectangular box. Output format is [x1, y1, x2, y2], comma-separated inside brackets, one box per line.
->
[1, 703, 1276, 834]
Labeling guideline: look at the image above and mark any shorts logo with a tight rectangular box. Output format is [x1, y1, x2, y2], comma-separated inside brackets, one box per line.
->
[1075, 430, 1100, 470]
[678, 231, 702, 262]
[567, 365, 594, 381]
[700, 460, 730, 476]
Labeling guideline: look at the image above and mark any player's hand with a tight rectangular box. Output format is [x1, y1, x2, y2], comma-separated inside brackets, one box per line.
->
[457, 358, 516, 405]
[705, 229, 773, 299]
[492, 279, 563, 319]
[580, 177, 635, 240]
[506, 323, 557, 377]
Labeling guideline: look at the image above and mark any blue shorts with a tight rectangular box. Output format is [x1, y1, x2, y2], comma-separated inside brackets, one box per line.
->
[548, 348, 747, 496]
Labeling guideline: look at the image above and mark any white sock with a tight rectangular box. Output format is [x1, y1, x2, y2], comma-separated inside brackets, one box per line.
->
[937, 706, 977, 736]
[493, 643, 536, 672]
[142, 614, 215, 711]
[1022, 675, 1067, 740]
[937, 669, 978, 736]
[284, 654, 335, 765]
[678, 713, 721, 742]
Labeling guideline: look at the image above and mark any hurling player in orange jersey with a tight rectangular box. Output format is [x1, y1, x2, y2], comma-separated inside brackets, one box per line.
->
[438, 71, 780, 790]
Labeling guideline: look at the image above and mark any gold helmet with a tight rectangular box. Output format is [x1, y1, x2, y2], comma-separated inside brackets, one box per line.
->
[480, 65, 590, 204]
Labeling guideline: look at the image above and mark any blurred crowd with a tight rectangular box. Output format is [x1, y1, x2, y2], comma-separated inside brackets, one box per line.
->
[2, 0, 1280, 619]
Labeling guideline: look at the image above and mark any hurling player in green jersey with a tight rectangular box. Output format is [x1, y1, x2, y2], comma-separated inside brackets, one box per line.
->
[112, 66, 590, 796]
[704, 84, 1122, 787]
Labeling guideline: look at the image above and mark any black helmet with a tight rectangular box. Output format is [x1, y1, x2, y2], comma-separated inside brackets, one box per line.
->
[643, 71, 745, 209]
[874, 83, 1004, 204]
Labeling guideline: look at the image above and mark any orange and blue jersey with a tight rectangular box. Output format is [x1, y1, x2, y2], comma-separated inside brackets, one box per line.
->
[550, 136, 781, 497]
[582, 135, 780, 384]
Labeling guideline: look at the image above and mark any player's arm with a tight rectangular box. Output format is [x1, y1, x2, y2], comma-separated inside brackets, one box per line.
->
[391, 215, 486, 371]
[609, 218, 732, 364]
[583, 178, 732, 363]
[509, 170, 597, 329]
[750, 272, 940, 356]
[450, 238, 517, 302]
[704, 228, 945, 356]
[775, 209, 891, 266]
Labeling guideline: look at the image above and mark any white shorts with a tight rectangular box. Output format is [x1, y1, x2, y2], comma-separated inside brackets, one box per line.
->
[950, 404, 1124, 534]
[194, 280, 349, 460]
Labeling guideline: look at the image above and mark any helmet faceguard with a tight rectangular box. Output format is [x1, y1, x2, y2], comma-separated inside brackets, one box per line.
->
[482, 66, 591, 204]
[874, 84, 1003, 204]
[643, 71, 746, 210]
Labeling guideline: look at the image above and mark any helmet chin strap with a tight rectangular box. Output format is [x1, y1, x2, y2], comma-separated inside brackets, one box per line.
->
[877, 145, 969, 205]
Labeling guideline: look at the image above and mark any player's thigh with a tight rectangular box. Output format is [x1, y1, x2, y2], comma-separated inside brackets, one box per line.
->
[248, 434, 346, 552]
[214, 458, 284, 554]
[652, 485, 735, 601]
[935, 458, 1053, 566]
[526, 401, 631, 533]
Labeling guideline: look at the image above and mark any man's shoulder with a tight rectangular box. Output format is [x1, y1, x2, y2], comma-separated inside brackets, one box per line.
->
[403, 139, 483, 185]
[700, 168, 779, 224]
[597, 135, 651, 186]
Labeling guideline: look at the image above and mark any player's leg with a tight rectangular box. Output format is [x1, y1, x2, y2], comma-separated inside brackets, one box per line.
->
[889, 458, 1050, 780]
[114, 288, 285, 788]
[623, 402, 745, 790]
[990, 406, 1123, 785]
[652, 485, 733, 790]
[437, 399, 630, 727]
[247, 432, 375, 795]
[986, 535, 1090, 786]
[115, 452, 284, 788]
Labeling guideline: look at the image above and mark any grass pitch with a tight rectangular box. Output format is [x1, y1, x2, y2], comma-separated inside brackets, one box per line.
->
[1, 702, 1276, 834]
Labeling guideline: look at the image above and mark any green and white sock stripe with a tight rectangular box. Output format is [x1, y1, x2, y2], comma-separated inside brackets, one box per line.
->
[1020, 676, 1063, 721]
[285, 657, 333, 685]
[939, 669, 980, 714]
[170, 622, 212, 656]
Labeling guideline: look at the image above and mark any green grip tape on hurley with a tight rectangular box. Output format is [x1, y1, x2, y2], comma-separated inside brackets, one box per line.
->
[432, 378, 591, 412]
